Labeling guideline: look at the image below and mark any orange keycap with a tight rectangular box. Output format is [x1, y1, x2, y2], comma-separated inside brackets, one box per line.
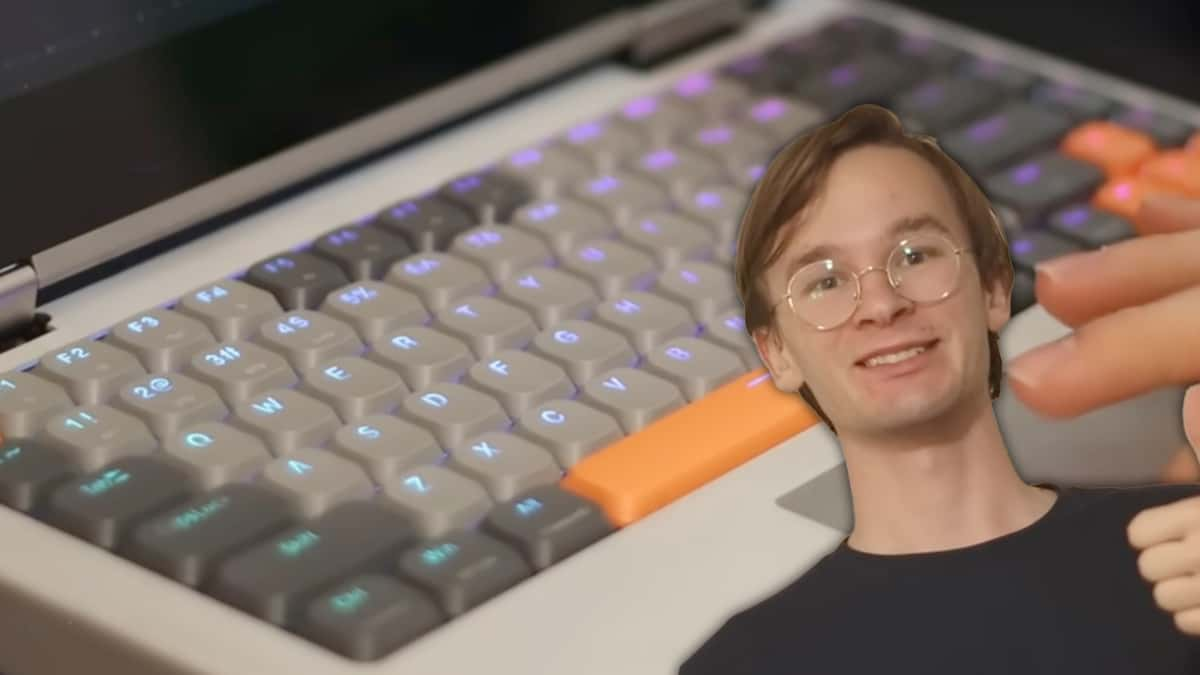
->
[561, 369, 818, 527]
[1093, 175, 1187, 224]
[1139, 151, 1200, 198]
[1188, 132, 1200, 157]
[1062, 121, 1157, 177]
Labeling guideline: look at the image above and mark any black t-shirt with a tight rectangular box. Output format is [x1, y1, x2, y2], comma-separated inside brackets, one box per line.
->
[679, 483, 1200, 675]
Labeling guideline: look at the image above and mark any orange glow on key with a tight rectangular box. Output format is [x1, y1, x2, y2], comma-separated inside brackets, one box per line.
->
[1094, 174, 1189, 227]
[1062, 121, 1157, 177]
[1139, 151, 1200, 198]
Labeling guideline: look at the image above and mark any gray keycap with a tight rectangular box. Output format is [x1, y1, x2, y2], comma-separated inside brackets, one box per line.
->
[384, 252, 492, 312]
[559, 239, 658, 300]
[494, 143, 593, 199]
[893, 76, 1005, 135]
[559, 118, 645, 172]
[311, 224, 413, 281]
[625, 145, 723, 200]
[0, 440, 77, 514]
[298, 574, 444, 661]
[113, 372, 229, 439]
[448, 225, 554, 283]
[1009, 230, 1086, 272]
[579, 367, 685, 433]
[703, 309, 760, 370]
[592, 292, 696, 355]
[447, 431, 561, 502]
[38, 339, 147, 405]
[187, 341, 299, 404]
[960, 56, 1038, 94]
[986, 150, 1106, 222]
[791, 53, 924, 113]
[740, 95, 825, 144]
[463, 350, 576, 418]
[329, 415, 444, 484]
[683, 122, 774, 170]
[941, 102, 1074, 175]
[367, 326, 474, 390]
[245, 252, 351, 311]
[496, 267, 599, 329]
[1031, 82, 1113, 122]
[642, 337, 745, 401]
[1047, 204, 1136, 249]
[437, 171, 533, 224]
[668, 72, 752, 119]
[569, 172, 670, 228]
[615, 210, 715, 268]
[654, 261, 738, 325]
[380, 464, 493, 537]
[108, 309, 217, 373]
[481, 484, 614, 570]
[258, 311, 364, 373]
[712, 237, 738, 267]
[527, 320, 637, 386]
[160, 421, 272, 490]
[676, 184, 748, 244]
[726, 155, 767, 190]
[232, 389, 342, 456]
[515, 399, 623, 468]
[260, 448, 374, 520]
[400, 382, 509, 449]
[319, 281, 430, 343]
[375, 195, 478, 252]
[509, 198, 616, 258]
[299, 356, 409, 422]
[397, 530, 531, 617]
[0, 371, 74, 439]
[431, 295, 538, 358]
[611, 94, 705, 145]
[176, 280, 285, 342]
[39, 405, 157, 471]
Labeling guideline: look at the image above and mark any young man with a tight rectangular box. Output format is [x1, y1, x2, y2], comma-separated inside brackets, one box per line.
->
[679, 105, 1200, 674]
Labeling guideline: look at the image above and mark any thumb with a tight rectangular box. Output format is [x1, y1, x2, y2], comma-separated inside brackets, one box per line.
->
[1184, 384, 1200, 463]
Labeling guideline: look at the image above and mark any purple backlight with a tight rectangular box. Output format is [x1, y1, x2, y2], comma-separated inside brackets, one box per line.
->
[914, 82, 944, 106]
[453, 175, 481, 193]
[747, 164, 765, 182]
[1012, 239, 1034, 255]
[640, 219, 660, 234]
[699, 126, 732, 145]
[968, 116, 1007, 143]
[580, 246, 606, 263]
[751, 98, 786, 122]
[1011, 162, 1041, 185]
[643, 149, 677, 171]
[1059, 206, 1090, 228]
[589, 175, 619, 195]
[829, 64, 859, 88]
[726, 54, 766, 75]
[568, 122, 603, 143]
[624, 97, 658, 120]
[510, 148, 542, 167]
[695, 191, 722, 209]
[676, 73, 712, 98]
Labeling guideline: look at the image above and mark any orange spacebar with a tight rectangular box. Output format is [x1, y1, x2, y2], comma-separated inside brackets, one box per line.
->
[561, 369, 818, 527]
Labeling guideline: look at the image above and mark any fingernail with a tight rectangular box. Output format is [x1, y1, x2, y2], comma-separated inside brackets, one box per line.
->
[1008, 335, 1077, 390]
[1034, 249, 1101, 285]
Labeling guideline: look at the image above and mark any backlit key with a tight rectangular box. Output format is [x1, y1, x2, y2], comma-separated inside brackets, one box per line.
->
[1139, 151, 1200, 197]
[1111, 107, 1194, 147]
[401, 382, 510, 450]
[0, 372, 73, 439]
[380, 464, 493, 537]
[329, 415, 444, 484]
[940, 103, 1072, 174]
[0, 440, 78, 513]
[108, 309, 217, 373]
[259, 448, 375, 520]
[1092, 175, 1185, 222]
[1061, 121, 1158, 177]
[38, 339, 146, 406]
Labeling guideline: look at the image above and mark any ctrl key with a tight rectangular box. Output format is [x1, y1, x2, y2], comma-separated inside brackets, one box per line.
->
[298, 574, 444, 661]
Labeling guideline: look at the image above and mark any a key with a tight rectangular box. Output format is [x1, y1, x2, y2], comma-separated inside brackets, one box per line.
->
[1030, 82, 1113, 122]
[958, 56, 1038, 93]
[319, 281, 430, 344]
[258, 310, 364, 373]
[1111, 107, 1193, 147]
[494, 143, 593, 200]
[384, 252, 492, 313]
[591, 292, 696, 355]
[329, 415, 444, 484]
[983, 150, 1105, 223]
[481, 484, 614, 570]
[721, 53, 788, 94]
[683, 122, 774, 171]
[42, 455, 192, 549]
[107, 309, 217, 373]
[558, 118, 644, 172]
[495, 266, 599, 330]
[367, 326, 474, 390]
[299, 356, 408, 422]
[311, 224, 413, 281]
[890, 32, 962, 71]
[615, 210, 715, 268]
[653, 261, 738, 325]
[175, 280, 283, 342]
[892, 76, 1005, 134]
[642, 337, 745, 402]
[438, 171, 533, 224]
[113, 372, 229, 439]
[675, 184, 747, 244]
[701, 310, 760, 370]
[790, 53, 924, 113]
[0, 371, 74, 439]
[231, 389, 342, 456]
[1009, 230, 1086, 272]
[400, 382, 509, 449]
[509, 198, 616, 257]
[816, 14, 895, 47]
[1061, 120, 1158, 177]
[739, 95, 824, 145]
[396, 530, 532, 617]
[578, 367, 685, 434]
[186, 341, 298, 404]
[559, 239, 658, 300]
[40, 405, 158, 471]
[568, 172, 670, 228]
[37, 339, 146, 405]
[940, 102, 1073, 174]
[160, 421, 272, 490]
[431, 296, 539, 358]
[209, 500, 416, 627]
[727, 156, 767, 190]
[374, 195, 477, 251]
[527, 320, 638, 387]
[1046, 204, 1136, 249]
[244, 252, 351, 311]
[446, 431, 562, 502]
[611, 94, 705, 145]
[259, 448, 374, 520]
[463, 350, 576, 418]
[123, 483, 293, 587]
[766, 31, 848, 76]
[514, 399, 623, 468]
[1011, 269, 1037, 314]
[298, 574, 444, 661]
[0, 439, 78, 514]
[1140, 151, 1200, 197]
[667, 72, 752, 119]
[624, 145, 723, 200]
[380, 464, 493, 537]
[448, 225, 554, 283]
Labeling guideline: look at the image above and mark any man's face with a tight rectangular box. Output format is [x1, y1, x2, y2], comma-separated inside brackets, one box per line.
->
[753, 145, 1011, 437]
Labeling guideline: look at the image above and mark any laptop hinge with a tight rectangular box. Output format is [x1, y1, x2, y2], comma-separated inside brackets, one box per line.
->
[0, 263, 50, 353]
[628, 0, 752, 67]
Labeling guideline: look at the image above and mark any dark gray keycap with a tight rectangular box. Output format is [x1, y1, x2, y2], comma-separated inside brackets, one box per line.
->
[891, 32, 962, 71]
[568, 172, 670, 228]
[766, 31, 847, 75]
[375, 195, 477, 251]
[431, 295, 539, 358]
[161, 422, 272, 490]
[464, 349, 576, 418]
[1012, 269, 1037, 314]
[702, 309, 759, 370]
[1112, 107, 1193, 147]
[0, 371, 73, 439]
[298, 574, 444, 661]
[527, 320, 638, 387]
[245, 252, 351, 311]
[654, 261, 737, 325]
[558, 118, 645, 172]
[43, 455, 192, 550]
[994, 203, 1026, 238]
[495, 143, 593, 200]
[260, 448, 375, 519]
[667, 72, 752, 119]
[396, 530, 532, 617]
[625, 145, 723, 199]
[232, 389, 342, 456]
[258, 310, 365, 373]
[0, 439, 78, 513]
[123, 483, 293, 587]
[941, 103, 1074, 175]
[983, 151, 1105, 223]
[1031, 82, 1113, 122]
[683, 122, 774, 170]
[113, 372, 230, 439]
[209, 500, 416, 627]
[578, 367, 686, 434]
[447, 431, 561, 502]
[401, 382, 509, 450]
[40, 405, 158, 472]
[367, 326, 474, 390]
[187, 341, 299, 404]
[815, 14, 895, 47]
[893, 77, 1005, 134]
[611, 94, 705, 145]
[739, 95, 825, 145]
[642, 337, 745, 401]
[448, 225, 554, 283]
[959, 56, 1038, 93]
[510, 198, 616, 258]
[615, 211, 715, 268]
[37, 339, 146, 405]
[1009, 230, 1086, 272]
[108, 309, 218, 373]
[722, 53, 788, 93]
[496, 267, 599, 330]
[300, 356, 409, 422]
[675, 184, 748, 244]
[790, 53, 924, 113]
[311, 224, 413, 281]
[559, 239, 658, 300]
[329, 415, 444, 484]
[591, 291, 697, 355]
[1047, 204, 1136, 249]
[320, 281, 431, 343]
[438, 171, 533, 224]
[384, 252, 492, 313]
[380, 464, 493, 537]
[176, 280, 284, 342]
[482, 485, 614, 570]
[515, 399, 623, 468]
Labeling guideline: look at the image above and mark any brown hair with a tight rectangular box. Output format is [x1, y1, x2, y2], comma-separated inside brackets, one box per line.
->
[734, 104, 1013, 434]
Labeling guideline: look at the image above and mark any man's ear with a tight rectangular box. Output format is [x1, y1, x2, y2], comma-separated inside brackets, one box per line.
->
[984, 273, 1013, 333]
[752, 325, 805, 392]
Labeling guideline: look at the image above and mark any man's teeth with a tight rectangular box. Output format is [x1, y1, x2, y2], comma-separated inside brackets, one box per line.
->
[864, 345, 927, 367]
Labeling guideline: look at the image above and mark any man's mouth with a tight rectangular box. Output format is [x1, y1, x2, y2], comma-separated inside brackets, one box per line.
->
[856, 339, 939, 368]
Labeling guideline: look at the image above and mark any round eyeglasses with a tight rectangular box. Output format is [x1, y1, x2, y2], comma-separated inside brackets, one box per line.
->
[772, 232, 973, 331]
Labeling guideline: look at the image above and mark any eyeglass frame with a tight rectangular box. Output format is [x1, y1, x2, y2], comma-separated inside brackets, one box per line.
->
[770, 232, 974, 331]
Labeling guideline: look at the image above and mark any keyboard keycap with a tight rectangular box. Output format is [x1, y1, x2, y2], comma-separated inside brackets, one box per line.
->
[983, 151, 1105, 223]
[258, 311, 365, 373]
[380, 464, 493, 537]
[464, 350, 575, 418]
[559, 118, 644, 172]
[509, 198, 616, 258]
[892, 76, 1005, 134]
[625, 145, 723, 200]
[612, 94, 705, 145]
[1046, 204, 1136, 249]
[1009, 230, 1086, 271]
[1092, 175, 1170, 220]
[329, 415, 444, 483]
[1139, 151, 1200, 198]
[187, 341, 299, 404]
[123, 483, 293, 586]
[941, 102, 1073, 174]
[447, 431, 561, 502]
[958, 56, 1038, 93]
[495, 267, 599, 330]
[298, 574, 444, 661]
[438, 171, 533, 224]
[702, 310, 760, 370]
[384, 252, 492, 313]
[668, 72, 752, 120]
[790, 53, 924, 112]
[560, 239, 658, 300]
[891, 32, 962, 71]
[495, 143, 592, 200]
[528, 320, 638, 387]
[232, 389, 342, 456]
[401, 382, 509, 450]
[722, 53, 788, 93]
[675, 185, 748, 244]
[431, 296, 539, 358]
[300, 356, 409, 422]
[40, 405, 158, 471]
[615, 210, 715, 268]
[448, 225, 554, 283]
[1111, 107, 1194, 147]
[320, 282, 430, 344]
[739, 95, 825, 144]
[1030, 82, 1113, 122]
[642, 337, 745, 402]
[396, 530, 532, 617]
[108, 309, 217, 373]
[592, 291, 696, 355]
[375, 195, 477, 252]
[245, 252, 351, 311]
[37, 339, 146, 405]
[260, 448, 375, 519]
[683, 122, 774, 173]
[1060, 120, 1158, 177]
[367, 326, 474, 390]
[482, 484, 614, 570]
[569, 172, 671, 229]
[653, 261, 738, 325]
[766, 30, 847, 75]
[311, 224, 413, 281]
[43, 455, 192, 549]
[579, 367, 685, 434]
[0, 372, 74, 439]
[113, 372, 229, 439]
[161, 422, 272, 490]
[515, 399, 623, 468]
[176, 280, 283, 342]
[0, 439, 77, 513]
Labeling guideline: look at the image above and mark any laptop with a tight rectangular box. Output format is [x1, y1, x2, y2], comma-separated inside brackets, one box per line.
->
[1, 0, 1197, 673]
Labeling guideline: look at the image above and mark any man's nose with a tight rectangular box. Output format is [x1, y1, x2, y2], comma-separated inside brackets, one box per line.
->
[852, 267, 913, 327]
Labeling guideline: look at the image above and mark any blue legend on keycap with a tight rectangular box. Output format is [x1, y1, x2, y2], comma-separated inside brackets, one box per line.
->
[421, 542, 459, 566]
[169, 495, 231, 533]
[278, 530, 320, 558]
[81, 469, 131, 497]
[331, 586, 369, 614]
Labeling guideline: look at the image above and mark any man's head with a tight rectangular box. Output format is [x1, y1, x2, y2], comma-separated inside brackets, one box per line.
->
[735, 104, 1014, 437]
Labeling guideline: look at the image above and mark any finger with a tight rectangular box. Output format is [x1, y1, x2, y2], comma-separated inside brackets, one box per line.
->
[1160, 443, 1200, 484]
[1174, 608, 1200, 635]
[1185, 385, 1200, 464]
[1008, 284, 1200, 417]
[1153, 574, 1200, 612]
[1137, 539, 1200, 582]
[1136, 193, 1200, 236]
[1128, 496, 1200, 551]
